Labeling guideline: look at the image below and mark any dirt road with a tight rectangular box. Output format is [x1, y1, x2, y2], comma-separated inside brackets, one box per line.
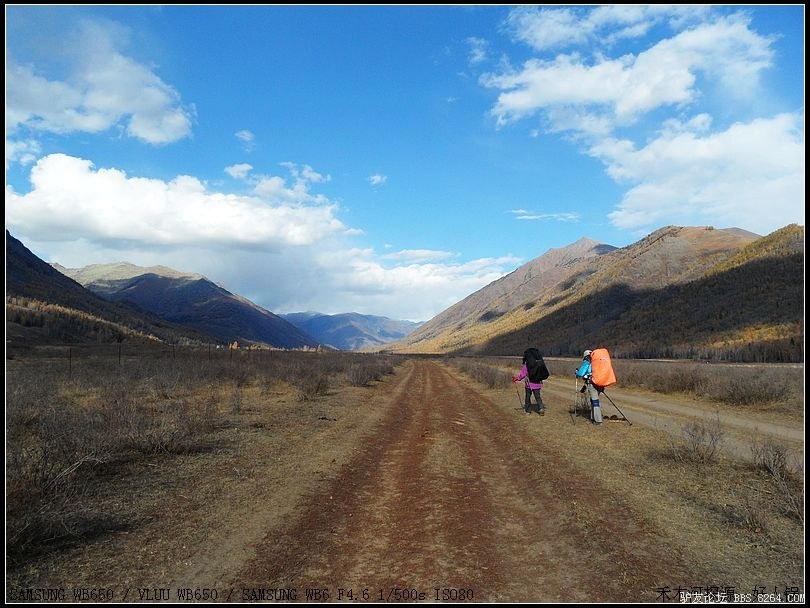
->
[234, 360, 698, 601]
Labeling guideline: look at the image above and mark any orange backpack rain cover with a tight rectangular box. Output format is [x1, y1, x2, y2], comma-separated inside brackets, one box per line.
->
[590, 348, 616, 387]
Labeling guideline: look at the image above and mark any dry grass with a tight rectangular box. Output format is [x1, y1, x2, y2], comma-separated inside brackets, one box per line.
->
[448, 361, 804, 593]
[448, 357, 513, 388]
[5, 348, 403, 562]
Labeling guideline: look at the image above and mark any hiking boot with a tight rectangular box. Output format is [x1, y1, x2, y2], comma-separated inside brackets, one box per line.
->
[538, 409, 546, 416]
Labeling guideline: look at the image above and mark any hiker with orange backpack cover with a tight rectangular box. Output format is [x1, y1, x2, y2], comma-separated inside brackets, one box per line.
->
[575, 349, 603, 424]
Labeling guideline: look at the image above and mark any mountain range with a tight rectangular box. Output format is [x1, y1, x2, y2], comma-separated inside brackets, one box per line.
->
[6, 231, 211, 346]
[388, 224, 804, 362]
[6, 233, 421, 351]
[53, 261, 320, 349]
[281, 312, 422, 351]
[7, 223, 804, 362]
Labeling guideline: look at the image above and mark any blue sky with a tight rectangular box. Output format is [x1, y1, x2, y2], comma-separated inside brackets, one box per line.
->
[5, 5, 805, 321]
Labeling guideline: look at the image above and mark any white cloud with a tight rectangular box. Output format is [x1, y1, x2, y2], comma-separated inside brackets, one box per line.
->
[509, 210, 580, 222]
[483, 14, 774, 131]
[368, 174, 388, 186]
[6, 19, 192, 145]
[282, 162, 329, 184]
[234, 130, 256, 152]
[300, 249, 521, 321]
[7, 154, 520, 322]
[504, 5, 710, 52]
[485, 8, 800, 241]
[382, 249, 456, 262]
[251, 163, 331, 206]
[467, 37, 489, 65]
[5, 138, 41, 168]
[6, 154, 349, 248]
[590, 113, 805, 234]
[225, 163, 253, 180]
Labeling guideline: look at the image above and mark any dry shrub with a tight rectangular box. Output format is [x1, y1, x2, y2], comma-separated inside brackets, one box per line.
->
[6, 384, 217, 557]
[750, 440, 804, 524]
[731, 490, 770, 534]
[347, 364, 376, 387]
[750, 440, 790, 478]
[7, 399, 114, 556]
[606, 359, 799, 407]
[293, 373, 330, 401]
[667, 417, 725, 466]
[346, 358, 396, 387]
[230, 388, 243, 413]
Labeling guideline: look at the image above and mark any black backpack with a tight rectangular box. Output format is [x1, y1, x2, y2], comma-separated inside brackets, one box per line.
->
[523, 347, 550, 382]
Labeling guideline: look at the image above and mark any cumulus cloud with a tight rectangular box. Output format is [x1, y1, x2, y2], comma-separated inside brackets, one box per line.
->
[483, 8, 802, 240]
[281, 162, 329, 184]
[368, 174, 388, 186]
[483, 14, 774, 130]
[250, 162, 331, 206]
[590, 113, 805, 234]
[299, 248, 521, 321]
[6, 19, 193, 145]
[7, 154, 519, 321]
[6, 154, 348, 248]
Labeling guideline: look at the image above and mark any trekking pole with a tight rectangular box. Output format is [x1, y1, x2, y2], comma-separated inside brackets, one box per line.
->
[514, 381, 524, 410]
[570, 376, 578, 423]
[600, 389, 632, 425]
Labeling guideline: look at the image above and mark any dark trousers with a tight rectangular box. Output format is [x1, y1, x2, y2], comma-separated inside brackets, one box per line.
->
[524, 387, 545, 413]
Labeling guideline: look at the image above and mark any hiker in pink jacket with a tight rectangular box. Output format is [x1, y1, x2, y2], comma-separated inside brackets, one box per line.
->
[512, 348, 547, 416]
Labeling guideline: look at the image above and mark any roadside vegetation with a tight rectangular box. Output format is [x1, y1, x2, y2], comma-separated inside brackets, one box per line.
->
[6, 347, 401, 562]
[546, 357, 802, 413]
[449, 355, 802, 412]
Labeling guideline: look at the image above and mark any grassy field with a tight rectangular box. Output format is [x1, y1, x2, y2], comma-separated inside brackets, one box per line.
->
[6, 346, 804, 600]
[6, 346, 401, 564]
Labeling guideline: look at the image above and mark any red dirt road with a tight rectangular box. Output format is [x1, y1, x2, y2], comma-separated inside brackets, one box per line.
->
[235, 360, 699, 601]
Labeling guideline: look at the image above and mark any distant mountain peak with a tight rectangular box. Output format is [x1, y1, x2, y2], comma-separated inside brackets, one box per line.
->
[540, 237, 616, 262]
[56, 261, 206, 284]
[56, 260, 319, 349]
[571, 236, 601, 246]
[282, 311, 423, 351]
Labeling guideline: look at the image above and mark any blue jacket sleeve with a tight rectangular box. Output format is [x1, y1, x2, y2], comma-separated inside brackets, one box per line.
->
[575, 361, 591, 378]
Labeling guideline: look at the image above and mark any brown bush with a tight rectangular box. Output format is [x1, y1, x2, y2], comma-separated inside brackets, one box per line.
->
[666, 417, 725, 466]
[750, 440, 804, 524]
